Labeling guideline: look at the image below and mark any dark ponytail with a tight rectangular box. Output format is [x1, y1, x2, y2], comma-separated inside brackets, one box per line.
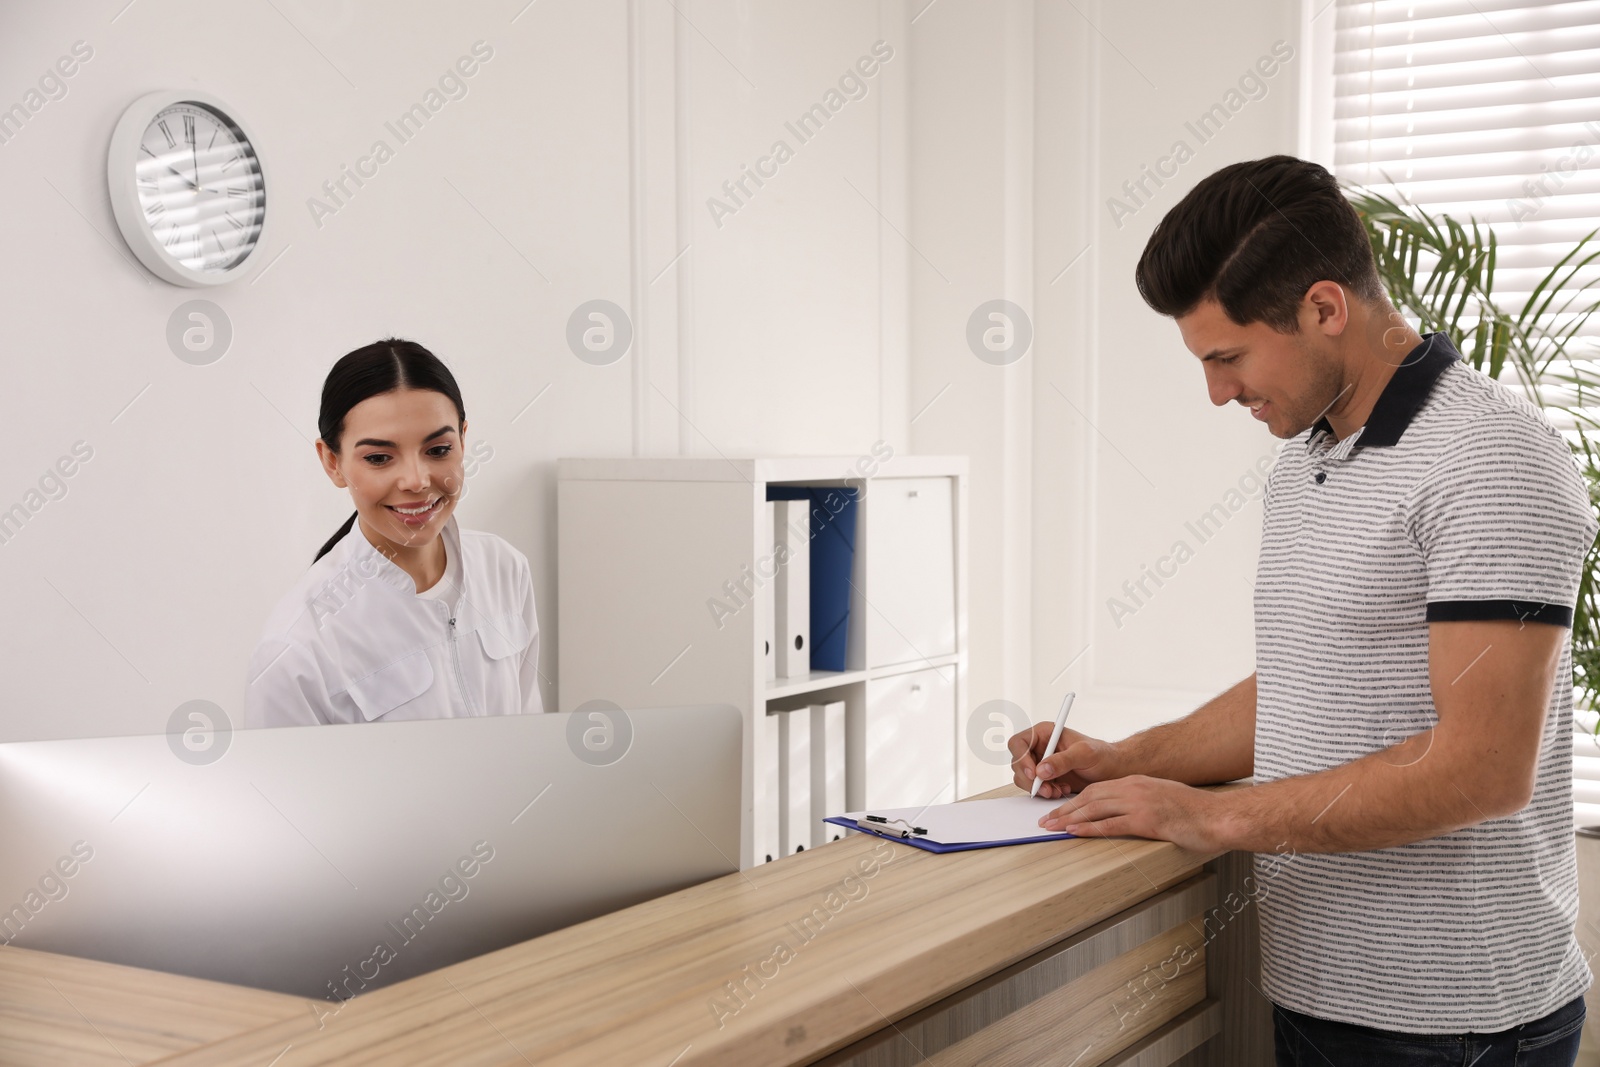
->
[313, 338, 466, 563]
[313, 511, 360, 565]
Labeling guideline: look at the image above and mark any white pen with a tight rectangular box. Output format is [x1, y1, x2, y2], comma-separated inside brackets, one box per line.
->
[1030, 691, 1078, 798]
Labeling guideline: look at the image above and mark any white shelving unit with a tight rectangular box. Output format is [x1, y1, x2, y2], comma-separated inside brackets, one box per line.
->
[557, 454, 969, 869]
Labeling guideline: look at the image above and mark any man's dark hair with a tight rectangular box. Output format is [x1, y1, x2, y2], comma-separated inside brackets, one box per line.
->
[1134, 155, 1385, 332]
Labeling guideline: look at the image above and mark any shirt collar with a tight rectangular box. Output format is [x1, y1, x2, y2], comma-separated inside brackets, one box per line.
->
[1306, 331, 1461, 453]
[336, 511, 463, 596]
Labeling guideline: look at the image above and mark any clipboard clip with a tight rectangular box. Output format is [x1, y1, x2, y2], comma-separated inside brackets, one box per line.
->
[857, 815, 927, 839]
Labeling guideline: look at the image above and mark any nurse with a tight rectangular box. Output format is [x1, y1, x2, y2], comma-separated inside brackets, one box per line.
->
[244, 338, 543, 727]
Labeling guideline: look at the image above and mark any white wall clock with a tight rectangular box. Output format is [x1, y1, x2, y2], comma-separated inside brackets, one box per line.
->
[108, 90, 267, 287]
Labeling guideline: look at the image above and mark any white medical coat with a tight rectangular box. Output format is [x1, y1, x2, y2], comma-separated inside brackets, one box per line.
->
[244, 515, 543, 727]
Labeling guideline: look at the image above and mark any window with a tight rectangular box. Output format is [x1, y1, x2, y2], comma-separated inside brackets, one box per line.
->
[1580, 709, 1600, 825]
[1329, 0, 1600, 323]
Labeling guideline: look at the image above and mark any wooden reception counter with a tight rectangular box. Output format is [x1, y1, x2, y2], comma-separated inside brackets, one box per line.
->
[2, 784, 1271, 1066]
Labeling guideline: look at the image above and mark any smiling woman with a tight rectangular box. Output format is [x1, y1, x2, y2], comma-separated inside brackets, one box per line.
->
[242, 338, 543, 727]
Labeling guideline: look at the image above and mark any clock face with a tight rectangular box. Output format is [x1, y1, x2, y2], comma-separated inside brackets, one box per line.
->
[134, 102, 264, 274]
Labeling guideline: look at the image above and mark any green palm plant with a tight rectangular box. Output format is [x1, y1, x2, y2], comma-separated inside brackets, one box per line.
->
[1345, 187, 1600, 708]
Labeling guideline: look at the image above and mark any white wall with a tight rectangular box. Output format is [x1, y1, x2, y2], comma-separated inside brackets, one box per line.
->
[903, 0, 1036, 790]
[1, 0, 1304, 761]
[903, 0, 1303, 790]
[0, 0, 907, 742]
[1063, 0, 1302, 745]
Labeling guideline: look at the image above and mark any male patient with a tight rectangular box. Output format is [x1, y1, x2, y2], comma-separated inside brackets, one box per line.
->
[1012, 154, 1596, 1063]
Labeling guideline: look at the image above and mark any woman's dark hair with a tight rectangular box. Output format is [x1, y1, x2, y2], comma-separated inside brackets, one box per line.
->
[313, 338, 466, 563]
[1134, 155, 1385, 332]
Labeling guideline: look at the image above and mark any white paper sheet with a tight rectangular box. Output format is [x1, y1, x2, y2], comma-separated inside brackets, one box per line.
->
[836, 794, 1077, 845]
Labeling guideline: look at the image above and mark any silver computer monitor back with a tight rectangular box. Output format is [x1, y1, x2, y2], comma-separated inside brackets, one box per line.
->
[0, 705, 741, 999]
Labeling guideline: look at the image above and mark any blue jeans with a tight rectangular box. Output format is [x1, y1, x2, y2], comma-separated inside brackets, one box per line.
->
[1273, 994, 1586, 1066]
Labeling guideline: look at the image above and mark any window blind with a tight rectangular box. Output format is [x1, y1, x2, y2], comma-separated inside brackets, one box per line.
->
[1334, 0, 1600, 319]
[1578, 710, 1600, 826]
[1331, 0, 1600, 825]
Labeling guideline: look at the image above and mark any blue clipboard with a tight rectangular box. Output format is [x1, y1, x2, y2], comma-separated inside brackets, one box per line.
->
[822, 814, 1076, 854]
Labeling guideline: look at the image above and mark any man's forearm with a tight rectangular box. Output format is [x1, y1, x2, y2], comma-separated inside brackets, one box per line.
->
[1115, 674, 1256, 785]
[1212, 727, 1511, 854]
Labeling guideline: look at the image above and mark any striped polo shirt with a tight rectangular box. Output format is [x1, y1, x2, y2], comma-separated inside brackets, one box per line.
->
[1254, 331, 1598, 1032]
